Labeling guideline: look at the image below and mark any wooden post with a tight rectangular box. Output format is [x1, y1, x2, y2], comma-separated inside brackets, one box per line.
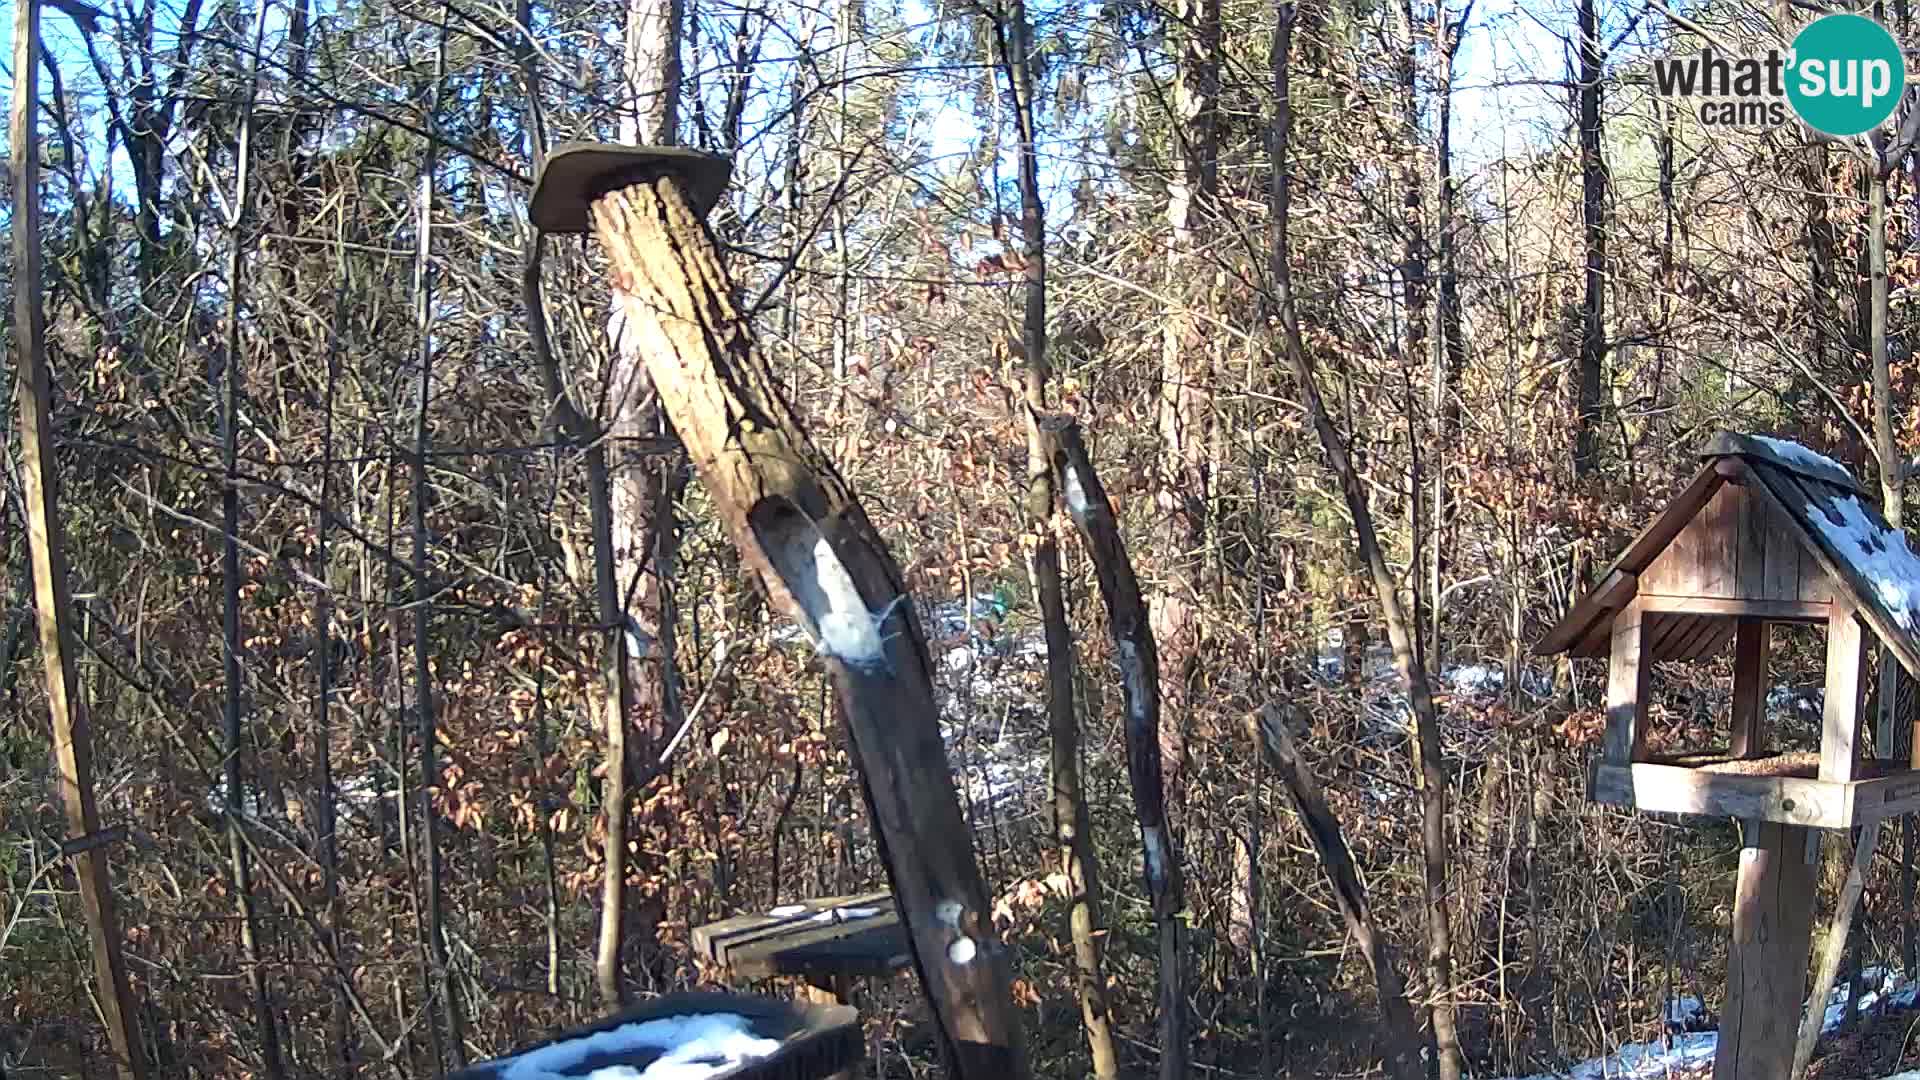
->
[1715, 820, 1817, 1080]
[1823, 607, 1867, 783]
[533, 155, 1030, 1080]
[1730, 619, 1770, 758]
[11, 5, 148, 1078]
[1604, 603, 1651, 765]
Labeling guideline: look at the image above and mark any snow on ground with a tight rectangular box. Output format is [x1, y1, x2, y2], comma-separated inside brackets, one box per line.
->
[485, 1012, 781, 1080]
[1501, 972, 1920, 1080]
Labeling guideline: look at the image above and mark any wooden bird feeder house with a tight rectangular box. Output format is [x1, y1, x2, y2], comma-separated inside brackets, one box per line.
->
[1539, 430, 1920, 1078]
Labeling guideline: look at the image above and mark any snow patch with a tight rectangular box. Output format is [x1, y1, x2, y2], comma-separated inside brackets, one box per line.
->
[947, 937, 977, 964]
[1753, 435, 1849, 477]
[490, 1012, 781, 1080]
[1062, 466, 1091, 516]
[1802, 492, 1920, 631]
[766, 905, 806, 918]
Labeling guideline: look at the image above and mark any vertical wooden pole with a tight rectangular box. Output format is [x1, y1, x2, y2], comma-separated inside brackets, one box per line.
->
[1604, 603, 1650, 765]
[1715, 820, 1817, 1080]
[10, 6, 147, 1076]
[1823, 608, 1867, 783]
[1730, 619, 1770, 758]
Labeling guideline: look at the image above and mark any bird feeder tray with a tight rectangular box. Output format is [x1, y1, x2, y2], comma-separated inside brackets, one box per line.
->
[692, 891, 911, 982]
[448, 991, 861, 1080]
[528, 142, 733, 234]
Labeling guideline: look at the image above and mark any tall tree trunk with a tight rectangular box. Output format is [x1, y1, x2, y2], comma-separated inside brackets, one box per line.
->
[11, 7, 148, 1076]
[314, 202, 352, 1079]
[994, 5, 1117, 1074]
[1155, 0, 1221, 818]
[218, 3, 286, 1071]
[409, 31, 466, 1062]
[1573, 0, 1607, 479]
[1427, 1, 1467, 665]
[597, 0, 688, 1002]
[1270, 6, 1463, 1077]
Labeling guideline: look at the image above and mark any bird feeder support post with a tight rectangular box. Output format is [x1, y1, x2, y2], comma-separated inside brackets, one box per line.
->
[529, 146, 1031, 1080]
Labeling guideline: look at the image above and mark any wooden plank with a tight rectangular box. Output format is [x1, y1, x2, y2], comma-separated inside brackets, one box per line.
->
[1590, 762, 1852, 828]
[1793, 817, 1883, 1077]
[1735, 482, 1771, 600]
[1684, 619, 1740, 662]
[1762, 493, 1805, 601]
[1634, 595, 1831, 621]
[1715, 820, 1819, 1080]
[1731, 619, 1771, 757]
[1571, 614, 1615, 659]
[1859, 770, 1920, 823]
[693, 892, 896, 969]
[1646, 612, 1696, 659]
[1699, 483, 1740, 597]
[1823, 608, 1868, 782]
[1606, 605, 1653, 765]
[1665, 614, 1724, 661]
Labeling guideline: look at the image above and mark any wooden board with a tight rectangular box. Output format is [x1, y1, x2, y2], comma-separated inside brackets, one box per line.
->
[1730, 619, 1770, 758]
[1823, 608, 1868, 782]
[692, 892, 911, 981]
[1592, 761, 1920, 829]
[1715, 820, 1817, 1080]
[1605, 605, 1651, 766]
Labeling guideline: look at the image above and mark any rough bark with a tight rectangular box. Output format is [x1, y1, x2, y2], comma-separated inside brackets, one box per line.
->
[1045, 418, 1188, 1080]
[1154, 0, 1221, 815]
[11, 7, 147, 1075]
[1270, 6, 1462, 1077]
[1253, 705, 1424, 1080]
[587, 173, 1031, 1080]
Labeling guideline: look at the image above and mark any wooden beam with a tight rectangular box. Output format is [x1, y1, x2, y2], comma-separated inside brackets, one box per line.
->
[1716, 820, 1818, 1080]
[1605, 604, 1652, 765]
[1824, 608, 1868, 783]
[11, 4, 146, 1077]
[1731, 620, 1771, 758]
[1590, 763, 1851, 829]
[1635, 595, 1832, 621]
[1792, 819, 1881, 1079]
[1592, 569, 1638, 609]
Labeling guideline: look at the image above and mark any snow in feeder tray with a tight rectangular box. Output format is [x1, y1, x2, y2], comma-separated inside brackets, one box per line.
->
[491, 1013, 781, 1080]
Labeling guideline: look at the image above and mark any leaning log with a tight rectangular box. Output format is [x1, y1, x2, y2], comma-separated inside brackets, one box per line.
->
[529, 147, 1030, 1080]
[1253, 704, 1424, 1080]
[1041, 414, 1189, 1079]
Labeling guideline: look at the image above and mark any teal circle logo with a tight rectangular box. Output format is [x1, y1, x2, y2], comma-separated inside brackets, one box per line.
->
[1786, 14, 1906, 137]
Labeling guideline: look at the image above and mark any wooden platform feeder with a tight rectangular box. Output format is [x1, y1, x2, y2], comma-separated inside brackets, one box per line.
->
[1538, 431, 1920, 1078]
[692, 891, 912, 1006]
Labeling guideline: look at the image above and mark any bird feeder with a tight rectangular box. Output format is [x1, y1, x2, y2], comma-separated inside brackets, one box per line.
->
[1539, 430, 1920, 1077]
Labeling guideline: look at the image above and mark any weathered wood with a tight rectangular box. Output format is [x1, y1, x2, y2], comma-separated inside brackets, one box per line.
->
[1605, 603, 1652, 765]
[1735, 483, 1770, 597]
[1041, 417, 1188, 1077]
[1589, 763, 1852, 828]
[692, 893, 909, 980]
[1252, 705, 1423, 1080]
[1633, 595, 1831, 621]
[586, 173, 1029, 1079]
[1699, 483, 1740, 597]
[1591, 569, 1638, 609]
[1716, 820, 1818, 1080]
[1792, 819, 1881, 1079]
[1732, 620, 1772, 758]
[11, 5, 146, 1077]
[1761, 489, 1807, 601]
[1824, 608, 1867, 783]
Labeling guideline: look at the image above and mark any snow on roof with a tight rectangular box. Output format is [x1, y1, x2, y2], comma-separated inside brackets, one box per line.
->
[1751, 434, 1848, 477]
[493, 1013, 781, 1080]
[1802, 490, 1920, 633]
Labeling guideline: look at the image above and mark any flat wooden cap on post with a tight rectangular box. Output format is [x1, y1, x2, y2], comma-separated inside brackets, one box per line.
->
[527, 142, 733, 233]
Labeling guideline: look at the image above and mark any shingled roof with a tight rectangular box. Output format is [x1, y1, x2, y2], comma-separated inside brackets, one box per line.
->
[1536, 431, 1920, 678]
